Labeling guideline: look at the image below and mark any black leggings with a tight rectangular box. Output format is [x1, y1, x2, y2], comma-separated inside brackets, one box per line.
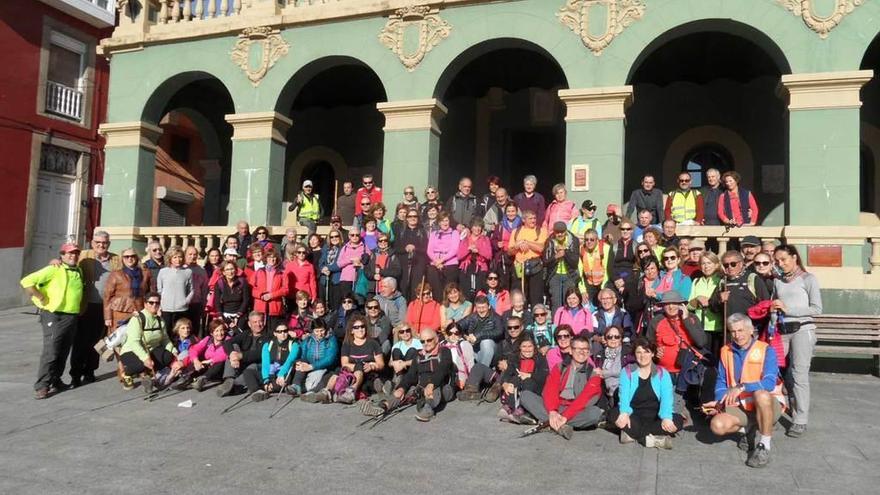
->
[513, 270, 545, 307]
[427, 265, 459, 302]
[606, 408, 685, 441]
[120, 348, 175, 376]
[191, 361, 224, 382]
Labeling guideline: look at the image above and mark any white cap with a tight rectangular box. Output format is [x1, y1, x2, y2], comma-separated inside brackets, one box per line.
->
[303, 180, 313, 187]
[223, 248, 240, 257]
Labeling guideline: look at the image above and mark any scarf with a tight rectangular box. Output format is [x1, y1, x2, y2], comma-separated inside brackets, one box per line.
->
[124, 266, 143, 297]
[326, 246, 339, 266]
[604, 346, 620, 362]
[782, 266, 804, 283]
[501, 215, 523, 232]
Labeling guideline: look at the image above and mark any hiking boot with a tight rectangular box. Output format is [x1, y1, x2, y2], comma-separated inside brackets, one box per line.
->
[515, 414, 538, 426]
[372, 378, 385, 395]
[70, 376, 82, 389]
[192, 376, 207, 392]
[82, 372, 96, 384]
[34, 388, 49, 400]
[485, 382, 502, 402]
[620, 430, 635, 444]
[287, 385, 301, 397]
[172, 373, 193, 391]
[251, 390, 268, 402]
[745, 444, 771, 468]
[360, 399, 386, 417]
[456, 384, 481, 401]
[216, 378, 235, 397]
[786, 423, 807, 438]
[646, 434, 673, 450]
[496, 407, 516, 422]
[121, 375, 135, 391]
[141, 373, 154, 395]
[382, 380, 393, 396]
[302, 389, 331, 404]
[336, 387, 356, 405]
[557, 424, 574, 441]
[415, 405, 435, 422]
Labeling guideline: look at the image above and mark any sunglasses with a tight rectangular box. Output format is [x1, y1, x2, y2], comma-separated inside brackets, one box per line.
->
[329, 235, 341, 239]
[423, 338, 437, 344]
[349, 234, 360, 238]
[363, 181, 373, 185]
[534, 312, 547, 316]
[679, 178, 691, 183]
[507, 325, 521, 330]
[406, 214, 419, 218]
[404, 191, 414, 195]
[638, 249, 650, 254]
[487, 276, 499, 280]
[366, 305, 380, 310]
[274, 330, 287, 334]
[146, 300, 160, 306]
[556, 334, 571, 339]
[378, 239, 389, 243]
[256, 231, 268, 236]
[426, 190, 436, 194]
[343, 300, 355, 304]
[421, 291, 432, 297]
[755, 261, 772, 266]
[584, 238, 597, 242]
[352, 324, 366, 330]
[399, 328, 412, 334]
[151, 248, 162, 252]
[620, 227, 633, 231]
[722, 262, 741, 268]
[663, 256, 678, 261]
[606, 335, 622, 340]
[122, 254, 137, 259]
[296, 251, 307, 255]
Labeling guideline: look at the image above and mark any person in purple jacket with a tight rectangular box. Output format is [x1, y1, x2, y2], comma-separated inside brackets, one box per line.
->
[426, 212, 461, 301]
[513, 175, 547, 226]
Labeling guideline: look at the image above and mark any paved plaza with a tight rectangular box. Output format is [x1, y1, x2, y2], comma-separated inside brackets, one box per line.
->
[0, 306, 878, 495]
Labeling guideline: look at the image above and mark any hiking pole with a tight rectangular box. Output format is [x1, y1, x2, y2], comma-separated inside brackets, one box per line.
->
[220, 391, 253, 415]
[269, 367, 296, 418]
[415, 273, 427, 334]
[518, 421, 550, 438]
[720, 279, 728, 347]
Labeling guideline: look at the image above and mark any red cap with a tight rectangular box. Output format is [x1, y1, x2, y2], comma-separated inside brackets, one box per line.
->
[606, 204, 620, 215]
[60, 243, 81, 254]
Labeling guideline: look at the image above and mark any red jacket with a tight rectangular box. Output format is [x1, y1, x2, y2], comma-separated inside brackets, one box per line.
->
[542, 363, 603, 421]
[406, 299, 441, 336]
[284, 260, 317, 301]
[355, 186, 383, 216]
[477, 289, 511, 316]
[251, 267, 289, 316]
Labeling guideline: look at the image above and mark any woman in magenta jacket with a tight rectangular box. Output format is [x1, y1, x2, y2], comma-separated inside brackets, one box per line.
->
[174, 318, 230, 391]
[553, 287, 596, 336]
[333, 228, 368, 299]
[458, 218, 492, 299]
[252, 250, 289, 333]
[426, 212, 461, 300]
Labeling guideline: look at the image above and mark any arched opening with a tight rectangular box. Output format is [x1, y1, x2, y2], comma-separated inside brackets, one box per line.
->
[142, 74, 234, 226]
[435, 39, 568, 200]
[860, 37, 880, 219]
[277, 58, 386, 214]
[626, 21, 790, 225]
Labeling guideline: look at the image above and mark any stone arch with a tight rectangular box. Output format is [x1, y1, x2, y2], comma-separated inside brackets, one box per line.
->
[285, 145, 349, 202]
[273, 56, 388, 114]
[662, 125, 755, 191]
[141, 71, 236, 125]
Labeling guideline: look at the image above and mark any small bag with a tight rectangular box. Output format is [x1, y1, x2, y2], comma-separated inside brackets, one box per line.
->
[523, 258, 544, 277]
[779, 320, 802, 335]
[333, 369, 355, 395]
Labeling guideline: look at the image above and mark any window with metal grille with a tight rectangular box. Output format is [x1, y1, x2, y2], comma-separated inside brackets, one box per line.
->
[158, 199, 188, 226]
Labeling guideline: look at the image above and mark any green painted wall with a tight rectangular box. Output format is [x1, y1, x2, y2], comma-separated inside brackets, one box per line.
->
[566, 119, 626, 213]
[226, 138, 286, 226]
[102, 146, 156, 226]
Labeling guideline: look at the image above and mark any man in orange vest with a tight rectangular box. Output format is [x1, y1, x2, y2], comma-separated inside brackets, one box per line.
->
[703, 313, 785, 469]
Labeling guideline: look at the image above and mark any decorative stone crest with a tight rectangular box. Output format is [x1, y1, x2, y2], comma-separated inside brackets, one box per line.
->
[776, 0, 864, 38]
[557, 0, 645, 55]
[230, 27, 290, 87]
[379, 5, 451, 72]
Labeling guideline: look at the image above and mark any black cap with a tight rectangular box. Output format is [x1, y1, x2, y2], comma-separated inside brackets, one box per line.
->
[741, 235, 761, 247]
[582, 200, 597, 211]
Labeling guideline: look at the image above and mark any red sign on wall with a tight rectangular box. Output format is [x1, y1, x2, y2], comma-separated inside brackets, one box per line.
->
[807, 245, 842, 267]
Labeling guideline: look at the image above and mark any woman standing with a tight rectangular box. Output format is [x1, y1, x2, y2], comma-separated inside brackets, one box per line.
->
[688, 252, 723, 357]
[542, 183, 578, 232]
[213, 261, 251, 331]
[507, 210, 547, 307]
[318, 229, 344, 309]
[307, 234, 324, 272]
[369, 203, 395, 242]
[477, 271, 511, 316]
[491, 202, 522, 289]
[184, 246, 209, 337]
[252, 249, 288, 333]
[285, 243, 317, 302]
[104, 248, 152, 330]
[156, 246, 193, 338]
[718, 171, 759, 226]
[753, 252, 776, 296]
[773, 245, 822, 438]
[426, 212, 461, 300]
[335, 229, 368, 302]
[365, 233, 402, 296]
[642, 229, 666, 262]
[458, 218, 492, 299]
[608, 337, 683, 448]
[440, 283, 473, 330]
[611, 220, 638, 279]
[203, 248, 223, 283]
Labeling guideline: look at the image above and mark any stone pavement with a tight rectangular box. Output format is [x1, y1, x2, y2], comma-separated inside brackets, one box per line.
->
[0, 307, 878, 495]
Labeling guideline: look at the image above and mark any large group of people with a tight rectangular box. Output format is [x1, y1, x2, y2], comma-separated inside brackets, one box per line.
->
[20, 170, 822, 468]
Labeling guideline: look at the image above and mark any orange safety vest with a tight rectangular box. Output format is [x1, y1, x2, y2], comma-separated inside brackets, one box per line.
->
[580, 241, 606, 287]
[720, 340, 786, 411]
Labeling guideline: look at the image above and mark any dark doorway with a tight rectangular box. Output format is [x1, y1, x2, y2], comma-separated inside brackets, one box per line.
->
[301, 160, 336, 221]
[504, 129, 565, 196]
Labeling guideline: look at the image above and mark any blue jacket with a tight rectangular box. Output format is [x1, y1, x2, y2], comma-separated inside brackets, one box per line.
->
[260, 340, 300, 383]
[652, 269, 693, 301]
[300, 333, 339, 371]
[593, 308, 633, 339]
[618, 364, 675, 420]
[714, 340, 779, 402]
[318, 245, 343, 285]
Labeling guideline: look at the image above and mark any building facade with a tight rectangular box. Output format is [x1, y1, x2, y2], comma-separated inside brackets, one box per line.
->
[0, 0, 114, 308]
[94, 0, 880, 312]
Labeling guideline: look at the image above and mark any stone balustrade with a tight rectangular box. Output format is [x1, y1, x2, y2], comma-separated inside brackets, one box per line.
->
[98, 224, 880, 290]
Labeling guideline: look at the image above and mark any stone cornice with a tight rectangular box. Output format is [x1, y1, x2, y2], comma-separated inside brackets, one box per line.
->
[558, 86, 633, 122]
[376, 99, 448, 134]
[780, 70, 873, 110]
[98, 121, 163, 151]
[225, 112, 292, 144]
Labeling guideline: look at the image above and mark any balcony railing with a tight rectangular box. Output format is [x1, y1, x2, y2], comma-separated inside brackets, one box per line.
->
[45, 81, 84, 121]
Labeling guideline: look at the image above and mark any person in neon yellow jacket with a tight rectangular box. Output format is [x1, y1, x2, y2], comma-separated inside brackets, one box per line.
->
[687, 251, 723, 356]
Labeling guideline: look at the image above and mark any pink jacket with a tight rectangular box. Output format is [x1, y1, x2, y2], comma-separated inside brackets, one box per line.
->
[336, 242, 366, 282]
[553, 306, 595, 336]
[543, 200, 578, 231]
[284, 259, 317, 301]
[457, 234, 492, 272]
[427, 228, 461, 267]
[182, 335, 230, 367]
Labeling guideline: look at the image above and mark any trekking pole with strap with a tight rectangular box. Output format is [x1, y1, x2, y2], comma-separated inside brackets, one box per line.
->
[415, 273, 427, 334]
[220, 390, 254, 415]
[518, 421, 550, 438]
[371, 389, 421, 428]
[269, 366, 296, 418]
[720, 279, 728, 347]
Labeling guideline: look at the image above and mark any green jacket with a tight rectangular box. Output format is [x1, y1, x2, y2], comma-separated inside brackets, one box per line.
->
[20, 264, 83, 314]
[688, 274, 722, 332]
[120, 310, 174, 361]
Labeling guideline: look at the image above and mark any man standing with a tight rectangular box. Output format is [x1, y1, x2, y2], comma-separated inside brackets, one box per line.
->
[72, 231, 120, 386]
[578, 229, 612, 307]
[336, 181, 356, 226]
[290, 179, 322, 235]
[355, 174, 382, 216]
[704, 314, 785, 468]
[710, 251, 769, 318]
[143, 240, 165, 291]
[543, 222, 580, 311]
[661, 219, 680, 248]
[483, 187, 512, 233]
[633, 209, 659, 244]
[626, 175, 664, 225]
[601, 204, 625, 244]
[21, 242, 84, 399]
[445, 176, 478, 231]
[740, 236, 762, 272]
[520, 335, 605, 439]
[702, 168, 723, 226]
[233, 221, 252, 258]
[664, 172, 704, 225]
[513, 175, 547, 226]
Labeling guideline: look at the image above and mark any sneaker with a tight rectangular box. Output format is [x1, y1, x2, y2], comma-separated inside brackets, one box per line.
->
[336, 387, 356, 405]
[456, 384, 481, 401]
[216, 378, 235, 397]
[382, 380, 393, 396]
[557, 424, 574, 441]
[496, 407, 516, 422]
[514, 414, 538, 426]
[192, 376, 207, 392]
[415, 405, 434, 422]
[251, 390, 268, 402]
[372, 378, 385, 395]
[316, 389, 332, 404]
[786, 423, 807, 438]
[645, 434, 673, 450]
[82, 372, 96, 384]
[141, 373, 154, 395]
[484, 382, 502, 402]
[302, 389, 331, 404]
[121, 375, 135, 391]
[360, 399, 386, 417]
[287, 385, 301, 397]
[70, 376, 82, 389]
[745, 444, 771, 468]
[34, 388, 49, 400]
[620, 430, 635, 444]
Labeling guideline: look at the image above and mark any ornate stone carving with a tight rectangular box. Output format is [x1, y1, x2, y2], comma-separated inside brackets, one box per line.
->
[777, 0, 864, 38]
[230, 27, 290, 87]
[379, 5, 451, 72]
[557, 0, 645, 55]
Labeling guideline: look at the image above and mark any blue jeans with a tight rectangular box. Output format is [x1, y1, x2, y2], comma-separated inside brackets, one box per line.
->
[476, 339, 497, 367]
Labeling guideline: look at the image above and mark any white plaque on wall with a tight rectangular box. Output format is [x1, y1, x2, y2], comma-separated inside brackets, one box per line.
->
[571, 164, 589, 192]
